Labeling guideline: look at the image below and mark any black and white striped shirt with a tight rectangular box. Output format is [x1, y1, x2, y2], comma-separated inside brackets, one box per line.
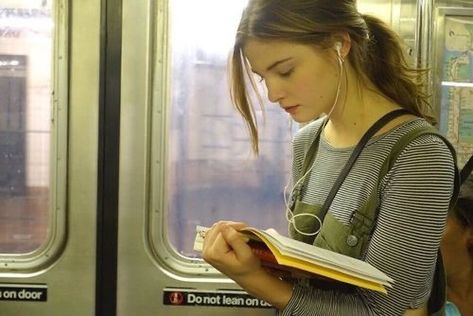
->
[279, 117, 455, 316]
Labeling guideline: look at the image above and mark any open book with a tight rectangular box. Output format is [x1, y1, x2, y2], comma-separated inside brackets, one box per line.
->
[194, 225, 393, 294]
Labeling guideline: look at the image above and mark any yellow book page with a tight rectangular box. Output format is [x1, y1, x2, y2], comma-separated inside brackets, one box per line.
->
[251, 231, 387, 294]
[276, 254, 387, 293]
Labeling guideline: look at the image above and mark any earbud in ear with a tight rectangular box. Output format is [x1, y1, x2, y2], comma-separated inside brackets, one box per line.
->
[334, 42, 342, 56]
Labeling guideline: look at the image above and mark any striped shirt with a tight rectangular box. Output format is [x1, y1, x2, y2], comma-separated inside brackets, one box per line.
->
[278, 117, 455, 316]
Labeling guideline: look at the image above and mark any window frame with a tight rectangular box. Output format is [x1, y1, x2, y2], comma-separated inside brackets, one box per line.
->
[146, 0, 295, 279]
[146, 0, 217, 277]
[0, 0, 69, 273]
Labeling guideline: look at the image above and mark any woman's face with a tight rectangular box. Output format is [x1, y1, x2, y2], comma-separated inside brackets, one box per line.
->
[243, 39, 340, 123]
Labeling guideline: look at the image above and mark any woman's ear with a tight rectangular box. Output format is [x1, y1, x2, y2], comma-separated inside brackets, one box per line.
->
[331, 32, 351, 59]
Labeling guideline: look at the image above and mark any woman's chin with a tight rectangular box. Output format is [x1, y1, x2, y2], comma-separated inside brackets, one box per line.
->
[290, 113, 320, 124]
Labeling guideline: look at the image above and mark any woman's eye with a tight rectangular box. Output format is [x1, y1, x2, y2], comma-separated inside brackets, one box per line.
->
[279, 69, 294, 77]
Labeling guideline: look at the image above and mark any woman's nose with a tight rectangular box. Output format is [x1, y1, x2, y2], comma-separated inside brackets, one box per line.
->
[266, 80, 285, 103]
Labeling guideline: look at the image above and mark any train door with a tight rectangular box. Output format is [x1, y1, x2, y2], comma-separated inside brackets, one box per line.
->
[116, 1, 421, 315]
[0, 0, 101, 315]
[118, 0, 290, 315]
[118, 0, 284, 315]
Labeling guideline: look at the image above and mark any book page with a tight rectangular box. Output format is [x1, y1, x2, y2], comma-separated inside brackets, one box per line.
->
[241, 227, 392, 284]
[193, 225, 393, 293]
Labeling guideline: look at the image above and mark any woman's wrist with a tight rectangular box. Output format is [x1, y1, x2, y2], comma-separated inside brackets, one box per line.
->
[233, 267, 294, 310]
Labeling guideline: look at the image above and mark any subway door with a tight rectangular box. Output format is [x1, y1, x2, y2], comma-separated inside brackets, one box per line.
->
[0, 0, 100, 315]
[118, 0, 292, 315]
[118, 1, 434, 316]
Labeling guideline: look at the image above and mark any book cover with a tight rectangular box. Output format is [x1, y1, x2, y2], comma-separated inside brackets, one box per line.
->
[194, 225, 393, 294]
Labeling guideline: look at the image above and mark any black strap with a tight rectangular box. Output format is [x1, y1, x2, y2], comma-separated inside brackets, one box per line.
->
[460, 154, 473, 185]
[316, 109, 411, 225]
[428, 249, 447, 315]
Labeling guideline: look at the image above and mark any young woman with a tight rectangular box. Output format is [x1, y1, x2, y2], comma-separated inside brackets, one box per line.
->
[442, 158, 473, 316]
[202, 1, 456, 315]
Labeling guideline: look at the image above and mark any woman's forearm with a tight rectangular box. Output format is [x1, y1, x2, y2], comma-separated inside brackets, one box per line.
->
[233, 269, 294, 310]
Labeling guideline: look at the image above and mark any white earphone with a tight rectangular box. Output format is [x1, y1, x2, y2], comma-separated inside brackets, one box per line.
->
[324, 41, 344, 118]
[334, 42, 343, 65]
[334, 41, 342, 56]
[284, 41, 346, 237]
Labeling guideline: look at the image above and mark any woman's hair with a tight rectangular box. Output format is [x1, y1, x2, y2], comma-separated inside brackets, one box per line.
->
[230, 0, 433, 153]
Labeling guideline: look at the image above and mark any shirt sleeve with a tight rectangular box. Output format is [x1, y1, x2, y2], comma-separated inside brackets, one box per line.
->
[278, 134, 455, 316]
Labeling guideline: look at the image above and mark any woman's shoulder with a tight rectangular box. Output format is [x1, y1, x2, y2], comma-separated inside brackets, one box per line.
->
[393, 118, 452, 153]
[382, 118, 456, 178]
[379, 117, 452, 154]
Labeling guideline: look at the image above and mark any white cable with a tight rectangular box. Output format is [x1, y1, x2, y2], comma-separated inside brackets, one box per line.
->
[284, 49, 344, 237]
[325, 50, 344, 119]
[284, 154, 322, 236]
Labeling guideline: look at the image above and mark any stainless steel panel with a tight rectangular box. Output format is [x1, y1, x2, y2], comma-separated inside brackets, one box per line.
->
[117, 0, 422, 315]
[358, 0, 419, 65]
[118, 0, 275, 314]
[0, 0, 100, 314]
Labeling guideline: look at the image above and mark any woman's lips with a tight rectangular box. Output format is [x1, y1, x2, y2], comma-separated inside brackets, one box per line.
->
[284, 105, 300, 114]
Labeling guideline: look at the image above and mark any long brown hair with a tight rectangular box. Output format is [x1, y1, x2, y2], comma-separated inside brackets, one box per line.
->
[230, 0, 432, 154]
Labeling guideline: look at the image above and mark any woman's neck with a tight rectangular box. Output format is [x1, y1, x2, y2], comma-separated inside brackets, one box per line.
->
[323, 79, 408, 148]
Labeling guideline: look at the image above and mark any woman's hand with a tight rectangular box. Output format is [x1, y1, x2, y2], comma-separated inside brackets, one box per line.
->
[202, 221, 294, 310]
[202, 221, 263, 280]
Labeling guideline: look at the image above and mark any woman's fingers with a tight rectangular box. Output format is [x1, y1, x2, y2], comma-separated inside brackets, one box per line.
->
[200, 220, 265, 280]
[221, 225, 253, 260]
[202, 222, 235, 262]
[202, 222, 255, 268]
[203, 221, 248, 250]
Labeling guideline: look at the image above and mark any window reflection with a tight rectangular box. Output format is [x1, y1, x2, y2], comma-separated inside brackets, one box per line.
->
[167, 0, 293, 257]
[0, 3, 52, 254]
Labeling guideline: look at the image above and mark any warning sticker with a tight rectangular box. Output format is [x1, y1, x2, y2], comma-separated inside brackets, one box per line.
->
[163, 288, 273, 308]
[0, 284, 47, 302]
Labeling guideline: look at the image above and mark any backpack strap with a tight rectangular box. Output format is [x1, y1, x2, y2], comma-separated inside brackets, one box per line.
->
[460, 154, 473, 184]
[294, 109, 412, 219]
[429, 249, 447, 316]
[381, 125, 460, 208]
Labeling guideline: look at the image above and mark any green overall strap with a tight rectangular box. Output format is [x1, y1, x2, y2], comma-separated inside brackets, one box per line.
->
[381, 126, 459, 208]
[380, 125, 459, 316]
[311, 123, 459, 314]
[294, 109, 411, 217]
